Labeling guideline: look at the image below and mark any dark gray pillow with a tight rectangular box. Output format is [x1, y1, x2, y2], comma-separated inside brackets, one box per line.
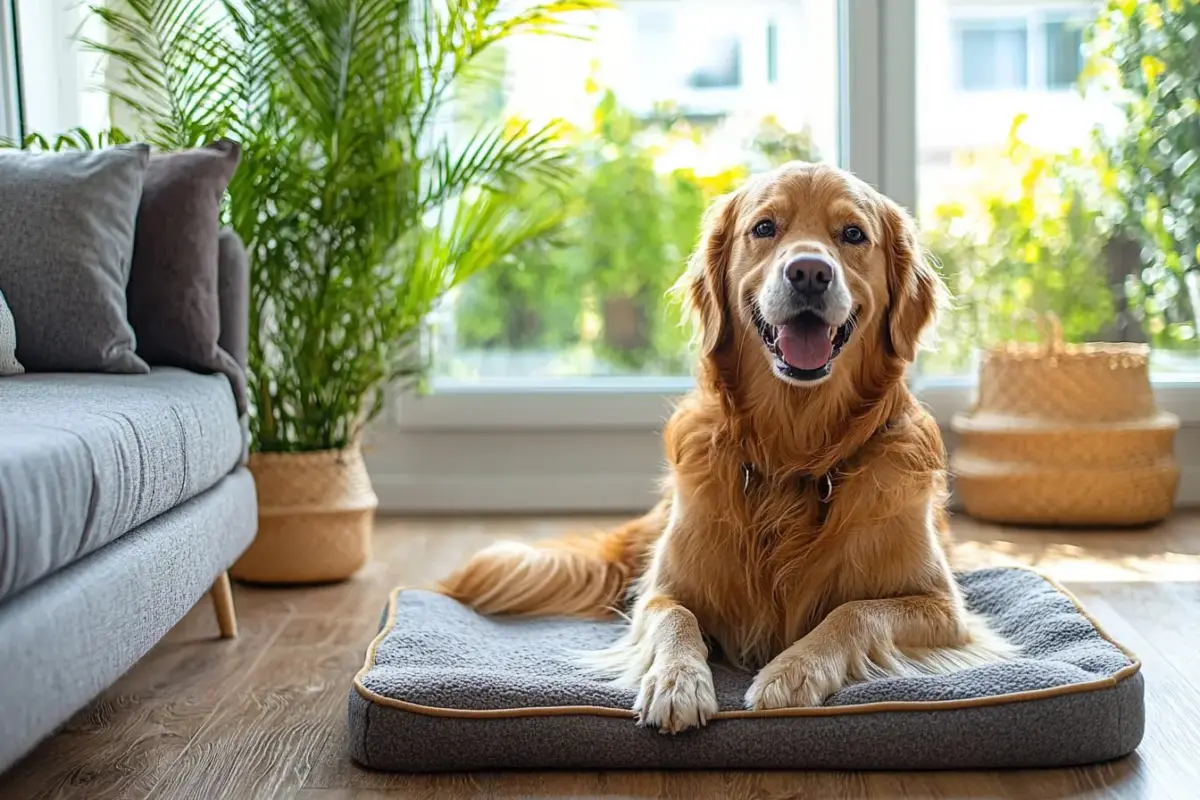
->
[125, 139, 245, 412]
[0, 145, 151, 373]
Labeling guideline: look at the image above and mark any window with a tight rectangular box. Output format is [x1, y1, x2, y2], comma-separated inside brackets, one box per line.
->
[956, 21, 1029, 91]
[917, 1, 1189, 381]
[394, 0, 1200, 514]
[9, 0, 109, 137]
[0, 0, 18, 141]
[686, 36, 741, 89]
[1044, 18, 1084, 90]
[430, 0, 839, 384]
[952, 10, 1087, 94]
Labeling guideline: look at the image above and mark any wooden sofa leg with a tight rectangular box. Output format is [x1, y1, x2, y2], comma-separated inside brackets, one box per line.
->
[210, 571, 238, 639]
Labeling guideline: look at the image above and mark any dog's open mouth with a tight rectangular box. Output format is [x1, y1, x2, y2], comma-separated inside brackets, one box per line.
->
[753, 307, 859, 382]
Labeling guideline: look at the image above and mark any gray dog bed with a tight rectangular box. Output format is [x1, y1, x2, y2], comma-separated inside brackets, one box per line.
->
[348, 567, 1143, 772]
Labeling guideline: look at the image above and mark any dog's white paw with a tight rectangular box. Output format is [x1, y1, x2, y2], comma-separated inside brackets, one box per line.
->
[634, 656, 719, 734]
[744, 650, 844, 710]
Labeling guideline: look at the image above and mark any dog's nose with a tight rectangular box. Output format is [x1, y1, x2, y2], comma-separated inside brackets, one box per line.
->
[783, 256, 833, 296]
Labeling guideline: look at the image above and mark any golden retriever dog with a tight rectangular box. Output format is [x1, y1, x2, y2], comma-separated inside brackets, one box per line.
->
[437, 161, 1015, 733]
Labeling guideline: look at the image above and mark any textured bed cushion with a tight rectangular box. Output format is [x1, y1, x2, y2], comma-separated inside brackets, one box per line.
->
[349, 567, 1144, 771]
[0, 368, 243, 601]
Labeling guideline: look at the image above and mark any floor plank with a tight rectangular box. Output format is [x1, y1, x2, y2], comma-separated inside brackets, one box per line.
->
[0, 612, 285, 800]
[145, 616, 369, 800]
[3, 512, 1199, 799]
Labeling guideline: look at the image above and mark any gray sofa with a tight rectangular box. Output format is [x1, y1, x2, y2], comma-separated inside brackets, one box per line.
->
[0, 227, 257, 773]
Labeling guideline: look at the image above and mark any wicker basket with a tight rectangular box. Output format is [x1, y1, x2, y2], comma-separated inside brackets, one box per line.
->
[231, 442, 378, 584]
[950, 315, 1180, 526]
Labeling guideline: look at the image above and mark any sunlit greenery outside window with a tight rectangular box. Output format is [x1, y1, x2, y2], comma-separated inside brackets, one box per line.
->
[433, 0, 1200, 383]
[431, 1, 838, 381]
[919, 0, 1200, 377]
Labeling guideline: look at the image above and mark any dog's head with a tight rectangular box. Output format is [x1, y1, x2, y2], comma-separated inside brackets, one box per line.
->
[681, 161, 942, 392]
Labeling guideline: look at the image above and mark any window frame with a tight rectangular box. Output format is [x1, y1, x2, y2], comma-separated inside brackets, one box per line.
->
[621, 0, 791, 118]
[0, 0, 21, 142]
[766, 19, 779, 84]
[364, 0, 1200, 513]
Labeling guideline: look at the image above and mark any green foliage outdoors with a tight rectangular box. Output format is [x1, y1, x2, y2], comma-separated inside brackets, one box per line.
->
[76, 0, 603, 451]
[450, 81, 818, 376]
[1090, 0, 1200, 348]
[921, 0, 1200, 373]
[441, 4, 1192, 378]
[919, 116, 1122, 373]
[454, 90, 739, 375]
[447, 0, 1200, 378]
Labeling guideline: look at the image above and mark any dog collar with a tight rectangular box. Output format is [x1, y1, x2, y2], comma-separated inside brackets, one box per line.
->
[738, 419, 896, 508]
[741, 462, 835, 505]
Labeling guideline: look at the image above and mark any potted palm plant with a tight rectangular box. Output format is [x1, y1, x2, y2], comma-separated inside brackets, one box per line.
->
[88, 0, 602, 583]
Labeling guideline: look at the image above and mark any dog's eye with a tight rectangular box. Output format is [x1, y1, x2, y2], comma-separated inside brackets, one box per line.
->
[841, 225, 868, 245]
[751, 219, 776, 239]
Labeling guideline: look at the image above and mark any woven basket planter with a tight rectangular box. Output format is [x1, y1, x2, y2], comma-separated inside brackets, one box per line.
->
[950, 315, 1180, 527]
[231, 442, 378, 584]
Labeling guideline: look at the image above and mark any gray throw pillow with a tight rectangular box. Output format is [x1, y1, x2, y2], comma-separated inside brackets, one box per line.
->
[0, 144, 151, 373]
[0, 286, 24, 376]
[125, 139, 246, 412]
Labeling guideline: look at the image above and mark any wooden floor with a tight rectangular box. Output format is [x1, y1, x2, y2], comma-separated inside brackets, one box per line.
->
[3, 512, 1200, 799]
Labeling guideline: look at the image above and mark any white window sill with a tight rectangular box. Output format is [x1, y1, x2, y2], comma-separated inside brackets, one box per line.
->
[371, 374, 1200, 513]
[393, 375, 1200, 432]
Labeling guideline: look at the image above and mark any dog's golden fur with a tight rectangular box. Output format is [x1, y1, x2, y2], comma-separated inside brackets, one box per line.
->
[438, 162, 1015, 733]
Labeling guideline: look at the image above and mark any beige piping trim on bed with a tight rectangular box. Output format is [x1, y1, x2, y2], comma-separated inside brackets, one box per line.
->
[352, 566, 1142, 720]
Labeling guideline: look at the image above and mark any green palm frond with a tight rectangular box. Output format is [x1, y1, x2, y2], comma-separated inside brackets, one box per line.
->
[423, 120, 571, 208]
[438, 188, 570, 290]
[84, 0, 236, 149]
[0, 126, 133, 151]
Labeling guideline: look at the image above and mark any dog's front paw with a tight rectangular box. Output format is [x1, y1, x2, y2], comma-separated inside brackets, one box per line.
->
[634, 656, 719, 734]
[744, 650, 843, 710]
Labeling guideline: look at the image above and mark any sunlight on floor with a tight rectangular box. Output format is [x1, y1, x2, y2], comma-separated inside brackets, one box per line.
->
[952, 535, 1200, 582]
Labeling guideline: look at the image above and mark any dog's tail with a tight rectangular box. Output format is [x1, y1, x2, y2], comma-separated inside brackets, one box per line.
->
[434, 501, 667, 618]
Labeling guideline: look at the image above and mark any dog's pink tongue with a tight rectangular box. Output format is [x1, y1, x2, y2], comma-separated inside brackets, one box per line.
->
[777, 319, 833, 370]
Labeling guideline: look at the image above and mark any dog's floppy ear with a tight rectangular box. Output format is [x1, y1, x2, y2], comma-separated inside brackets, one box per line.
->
[881, 197, 944, 362]
[681, 192, 739, 357]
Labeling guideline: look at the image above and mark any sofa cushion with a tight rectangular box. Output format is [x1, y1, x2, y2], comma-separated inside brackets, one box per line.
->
[0, 287, 22, 376]
[0, 368, 243, 601]
[126, 141, 246, 414]
[0, 145, 151, 374]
